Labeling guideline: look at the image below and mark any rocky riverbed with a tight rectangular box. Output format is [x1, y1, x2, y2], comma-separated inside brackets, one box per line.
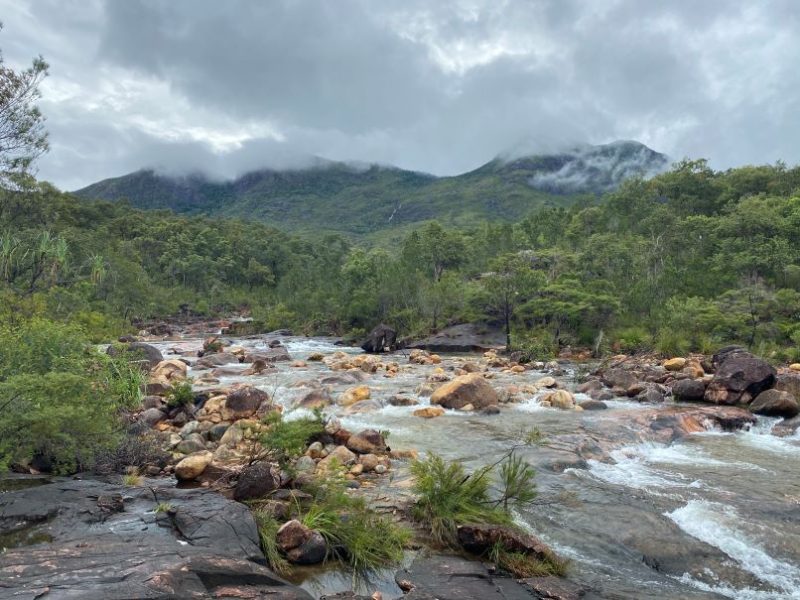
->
[3, 326, 800, 599]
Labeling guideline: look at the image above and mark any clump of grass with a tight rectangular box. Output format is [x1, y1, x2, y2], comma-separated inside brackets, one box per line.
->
[154, 502, 173, 514]
[260, 410, 325, 465]
[122, 471, 142, 486]
[409, 448, 567, 577]
[409, 453, 509, 547]
[253, 510, 291, 576]
[165, 381, 194, 408]
[489, 542, 568, 578]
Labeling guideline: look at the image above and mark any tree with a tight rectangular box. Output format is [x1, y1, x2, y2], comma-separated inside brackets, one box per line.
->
[482, 254, 539, 347]
[0, 24, 49, 190]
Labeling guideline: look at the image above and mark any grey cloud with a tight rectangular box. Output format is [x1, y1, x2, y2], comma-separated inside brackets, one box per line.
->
[0, 0, 796, 189]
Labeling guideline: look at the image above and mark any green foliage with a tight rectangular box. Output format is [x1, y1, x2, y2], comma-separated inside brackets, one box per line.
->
[154, 502, 173, 514]
[489, 543, 568, 578]
[297, 475, 410, 575]
[410, 453, 511, 547]
[0, 318, 143, 473]
[253, 510, 291, 576]
[260, 411, 325, 465]
[122, 472, 142, 486]
[165, 381, 194, 408]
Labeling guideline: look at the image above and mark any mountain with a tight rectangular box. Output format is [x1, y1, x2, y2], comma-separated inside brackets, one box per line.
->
[74, 141, 668, 235]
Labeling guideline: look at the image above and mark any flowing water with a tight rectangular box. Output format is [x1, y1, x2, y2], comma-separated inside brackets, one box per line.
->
[151, 335, 800, 599]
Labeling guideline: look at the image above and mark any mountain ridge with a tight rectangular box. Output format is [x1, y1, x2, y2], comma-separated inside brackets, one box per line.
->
[74, 141, 668, 234]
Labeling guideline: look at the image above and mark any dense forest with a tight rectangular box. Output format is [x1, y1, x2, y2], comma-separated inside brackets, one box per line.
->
[3, 158, 800, 361]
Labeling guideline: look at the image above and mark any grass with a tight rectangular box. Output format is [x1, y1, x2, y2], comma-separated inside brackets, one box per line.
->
[165, 381, 195, 408]
[409, 451, 568, 577]
[154, 501, 173, 514]
[253, 509, 291, 576]
[122, 472, 142, 486]
[489, 542, 569, 578]
[260, 410, 325, 465]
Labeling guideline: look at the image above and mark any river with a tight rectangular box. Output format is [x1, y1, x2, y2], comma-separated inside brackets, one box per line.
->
[148, 335, 800, 599]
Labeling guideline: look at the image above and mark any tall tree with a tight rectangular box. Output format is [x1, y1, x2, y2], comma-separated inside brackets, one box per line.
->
[0, 24, 49, 191]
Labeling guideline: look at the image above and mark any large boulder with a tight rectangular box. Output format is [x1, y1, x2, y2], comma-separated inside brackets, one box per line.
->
[456, 524, 557, 563]
[774, 372, 800, 399]
[233, 462, 281, 501]
[749, 389, 800, 418]
[223, 386, 271, 420]
[704, 350, 776, 404]
[405, 323, 506, 353]
[361, 323, 397, 353]
[196, 352, 240, 368]
[175, 451, 213, 481]
[430, 373, 499, 410]
[0, 479, 311, 599]
[276, 520, 327, 565]
[106, 342, 163, 368]
[672, 379, 707, 402]
[600, 367, 639, 390]
[150, 359, 188, 385]
[345, 429, 387, 454]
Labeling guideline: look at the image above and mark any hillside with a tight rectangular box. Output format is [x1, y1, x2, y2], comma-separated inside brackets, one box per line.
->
[74, 141, 668, 234]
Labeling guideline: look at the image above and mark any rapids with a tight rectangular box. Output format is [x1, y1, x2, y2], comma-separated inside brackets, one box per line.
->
[150, 335, 800, 599]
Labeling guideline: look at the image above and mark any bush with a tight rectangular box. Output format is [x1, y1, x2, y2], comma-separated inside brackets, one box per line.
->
[613, 326, 654, 354]
[654, 328, 691, 357]
[165, 381, 194, 408]
[0, 318, 144, 473]
[260, 410, 326, 466]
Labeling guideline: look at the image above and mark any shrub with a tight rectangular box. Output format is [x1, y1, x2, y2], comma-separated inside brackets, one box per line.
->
[654, 328, 691, 357]
[260, 410, 325, 465]
[165, 381, 194, 408]
[613, 326, 654, 354]
[0, 318, 144, 473]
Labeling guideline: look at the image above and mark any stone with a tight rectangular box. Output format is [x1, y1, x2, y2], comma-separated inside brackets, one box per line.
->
[106, 342, 163, 368]
[704, 350, 776, 404]
[233, 462, 281, 501]
[663, 357, 687, 371]
[318, 445, 357, 467]
[790, 363, 800, 372]
[578, 400, 608, 410]
[139, 407, 165, 427]
[308, 352, 325, 361]
[635, 384, 666, 404]
[276, 520, 327, 565]
[0, 479, 312, 599]
[406, 323, 506, 353]
[600, 368, 639, 390]
[457, 524, 557, 562]
[389, 395, 418, 407]
[220, 424, 244, 447]
[175, 452, 213, 481]
[338, 385, 371, 406]
[298, 388, 332, 409]
[413, 406, 445, 418]
[361, 323, 397, 353]
[749, 389, 800, 418]
[224, 386, 271, 420]
[207, 423, 229, 442]
[176, 434, 207, 455]
[430, 373, 499, 410]
[542, 389, 575, 410]
[359, 453, 380, 472]
[374, 464, 387, 474]
[196, 352, 240, 368]
[535, 376, 558, 388]
[151, 359, 188, 383]
[775, 372, 800, 399]
[345, 429, 387, 454]
[672, 379, 707, 402]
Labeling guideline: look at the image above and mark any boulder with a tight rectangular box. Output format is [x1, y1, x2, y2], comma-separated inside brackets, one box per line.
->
[413, 406, 445, 418]
[635, 383, 666, 404]
[749, 389, 800, 418]
[672, 379, 707, 402]
[139, 407, 166, 427]
[106, 342, 163, 368]
[405, 323, 506, 353]
[535, 376, 558, 388]
[276, 520, 327, 565]
[0, 479, 312, 599]
[224, 386, 271, 420]
[338, 385, 371, 406]
[663, 357, 687, 371]
[360, 323, 398, 353]
[774, 372, 800, 399]
[318, 445, 357, 468]
[298, 388, 332, 409]
[704, 350, 776, 404]
[790, 363, 800, 372]
[196, 352, 240, 367]
[345, 429, 387, 454]
[430, 373, 499, 410]
[233, 462, 281, 501]
[175, 451, 213, 481]
[578, 400, 608, 411]
[542, 389, 575, 410]
[457, 524, 557, 563]
[600, 368, 639, 390]
[389, 395, 418, 407]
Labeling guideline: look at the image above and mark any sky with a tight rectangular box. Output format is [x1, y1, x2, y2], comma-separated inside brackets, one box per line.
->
[0, 0, 797, 190]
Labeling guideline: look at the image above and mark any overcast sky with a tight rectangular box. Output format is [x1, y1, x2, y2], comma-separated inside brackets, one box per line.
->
[0, 0, 797, 190]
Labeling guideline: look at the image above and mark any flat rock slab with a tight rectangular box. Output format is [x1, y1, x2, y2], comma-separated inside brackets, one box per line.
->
[0, 478, 312, 600]
[406, 323, 505, 353]
[395, 554, 533, 600]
